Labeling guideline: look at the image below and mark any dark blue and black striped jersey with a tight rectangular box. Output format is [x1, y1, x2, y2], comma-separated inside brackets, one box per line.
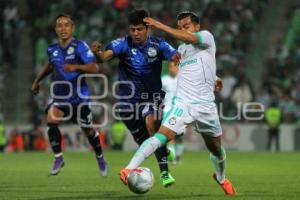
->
[47, 38, 95, 105]
[106, 36, 177, 104]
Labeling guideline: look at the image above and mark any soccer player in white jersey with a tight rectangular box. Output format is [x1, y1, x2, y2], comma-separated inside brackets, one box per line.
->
[119, 11, 236, 195]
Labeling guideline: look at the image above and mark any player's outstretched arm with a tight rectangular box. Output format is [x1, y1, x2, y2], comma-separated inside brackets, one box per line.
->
[144, 17, 198, 44]
[91, 41, 114, 63]
[63, 63, 99, 73]
[31, 63, 53, 95]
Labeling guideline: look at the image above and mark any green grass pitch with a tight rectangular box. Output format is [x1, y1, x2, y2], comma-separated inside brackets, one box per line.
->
[0, 151, 299, 200]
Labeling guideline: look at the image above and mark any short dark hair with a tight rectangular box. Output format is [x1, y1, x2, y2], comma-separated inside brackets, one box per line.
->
[177, 11, 200, 24]
[128, 9, 149, 27]
[55, 14, 74, 24]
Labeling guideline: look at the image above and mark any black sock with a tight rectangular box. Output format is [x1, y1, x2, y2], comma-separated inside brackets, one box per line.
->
[154, 144, 169, 172]
[87, 131, 103, 156]
[47, 123, 62, 155]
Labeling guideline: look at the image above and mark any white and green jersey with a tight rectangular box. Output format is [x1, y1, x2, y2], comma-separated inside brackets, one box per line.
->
[176, 30, 216, 104]
[161, 74, 177, 105]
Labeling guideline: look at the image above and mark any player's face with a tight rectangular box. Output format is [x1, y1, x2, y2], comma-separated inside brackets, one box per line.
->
[177, 17, 200, 33]
[129, 24, 149, 44]
[55, 17, 74, 40]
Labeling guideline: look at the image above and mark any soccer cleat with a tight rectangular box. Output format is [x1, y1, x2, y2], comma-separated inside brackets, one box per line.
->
[119, 168, 134, 185]
[213, 173, 236, 195]
[97, 156, 108, 177]
[160, 171, 175, 187]
[167, 147, 176, 161]
[50, 156, 65, 176]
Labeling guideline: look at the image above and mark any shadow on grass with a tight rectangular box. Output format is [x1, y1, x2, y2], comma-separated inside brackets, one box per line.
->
[35, 191, 300, 200]
[36, 192, 214, 200]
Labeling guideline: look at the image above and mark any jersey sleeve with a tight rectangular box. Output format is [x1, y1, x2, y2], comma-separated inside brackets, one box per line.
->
[77, 41, 96, 64]
[47, 46, 53, 63]
[159, 39, 177, 60]
[193, 30, 215, 48]
[105, 37, 126, 57]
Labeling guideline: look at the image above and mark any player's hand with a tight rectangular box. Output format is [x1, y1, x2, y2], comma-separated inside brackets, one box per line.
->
[91, 41, 102, 54]
[214, 77, 223, 92]
[171, 53, 181, 65]
[143, 17, 163, 29]
[64, 64, 77, 72]
[31, 81, 40, 95]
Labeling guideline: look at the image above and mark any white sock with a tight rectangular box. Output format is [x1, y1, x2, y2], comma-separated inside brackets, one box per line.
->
[175, 143, 184, 157]
[55, 153, 63, 158]
[126, 136, 163, 169]
[210, 147, 226, 184]
[97, 154, 103, 158]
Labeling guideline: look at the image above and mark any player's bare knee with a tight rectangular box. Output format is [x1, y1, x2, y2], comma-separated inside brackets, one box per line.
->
[147, 125, 156, 136]
[145, 115, 160, 135]
[47, 108, 64, 123]
[82, 128, 94, 137]
[46, 117, 59, 124]
[158, 126, 175, 142]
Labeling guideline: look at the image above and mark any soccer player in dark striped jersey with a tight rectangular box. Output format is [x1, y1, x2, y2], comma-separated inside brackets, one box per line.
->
[31, 14, 108, 177]
[92, 9, 179, 187]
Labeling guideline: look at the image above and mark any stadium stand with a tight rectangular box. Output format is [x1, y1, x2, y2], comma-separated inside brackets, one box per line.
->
[1, 0, 300, 151]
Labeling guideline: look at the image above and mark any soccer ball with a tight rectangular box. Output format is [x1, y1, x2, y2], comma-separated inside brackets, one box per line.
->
[127, 167, 154, 194]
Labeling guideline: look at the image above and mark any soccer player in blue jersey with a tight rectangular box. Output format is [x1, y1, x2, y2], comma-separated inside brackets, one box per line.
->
[31, 14, 108, 177]
[91, 9, 178, 187]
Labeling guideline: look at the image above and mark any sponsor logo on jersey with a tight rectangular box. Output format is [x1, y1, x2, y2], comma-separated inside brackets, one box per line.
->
[148, 57, 158, 63]
[67, 46, 75, 55]
[65, 55, 75, 60]
[179, 58, 197, 68]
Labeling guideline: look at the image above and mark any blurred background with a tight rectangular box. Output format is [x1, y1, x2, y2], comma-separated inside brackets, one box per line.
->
[0, 0, 300, 153]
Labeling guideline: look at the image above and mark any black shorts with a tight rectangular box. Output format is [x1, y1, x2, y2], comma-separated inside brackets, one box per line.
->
[46, 102, 92, 127]
[117, 101, 163, 145]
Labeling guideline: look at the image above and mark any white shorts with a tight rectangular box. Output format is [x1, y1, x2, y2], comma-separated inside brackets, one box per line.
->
[162, 98, 222, 137]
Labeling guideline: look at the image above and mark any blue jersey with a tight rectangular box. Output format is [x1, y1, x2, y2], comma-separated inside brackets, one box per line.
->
[47, 39, 95, 105]
[106, 36, 177, 104]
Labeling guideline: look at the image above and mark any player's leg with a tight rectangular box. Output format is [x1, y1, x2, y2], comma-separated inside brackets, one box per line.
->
[119, 109, 175, 185]
[120, 99, 189, 186]
[192, 102, 236, 195]
[202, 134, 225, 182]
[174, 135, 184, 164]
[119, 125, 176, 185]
[143, 112, 176, 160]
[82, 127, 108, 177]
[145, 113, 175, 187]
[201, 134, 235, 195]
[46, 106, 65, 176]
[167, 139, 176, 163]
[78, 105, 108, 177]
